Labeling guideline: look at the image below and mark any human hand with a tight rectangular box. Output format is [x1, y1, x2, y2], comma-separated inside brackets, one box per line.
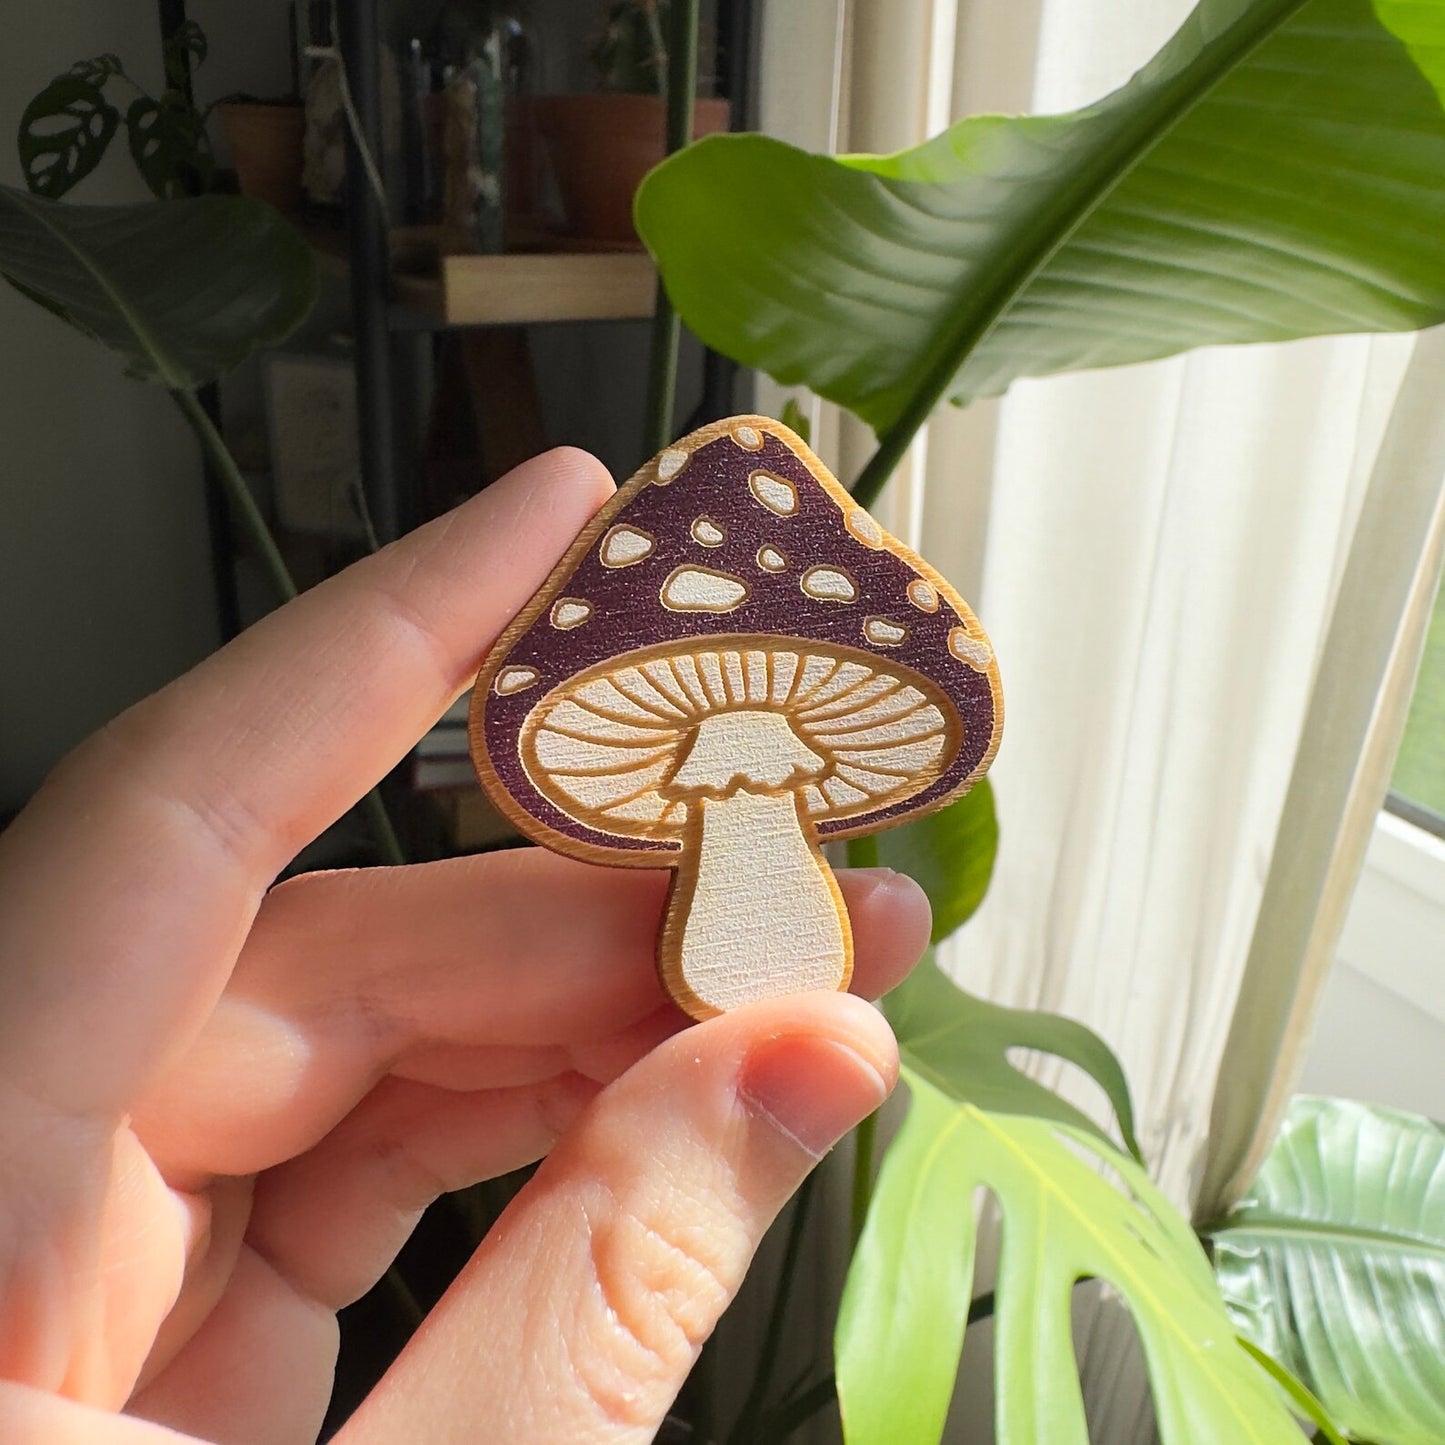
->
[0, 449, 930, 1443]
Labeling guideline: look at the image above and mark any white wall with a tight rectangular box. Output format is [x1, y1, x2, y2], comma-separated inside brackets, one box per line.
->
[1298, 813, 1445, 1122]
[1, 1, 226, 813]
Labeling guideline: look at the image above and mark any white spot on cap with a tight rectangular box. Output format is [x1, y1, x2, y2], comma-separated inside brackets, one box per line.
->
[949, 627, 993, 671]
[847, 508, 884, 548]
[551, 598, 593, 630]
[733, 423, 764, 450]
[662, 566, 749, 613]
[691, 516, 725, 547]
[656, 448, 689, 482]
[864, 616, 909, 647]
[757, 545, 787, 573]
[801, 566, 857, 603]
[600, 524, 655, 568]
[495, 665, 539, 696]
[749, 470, 798, 517]
[908, 579, 939, 612]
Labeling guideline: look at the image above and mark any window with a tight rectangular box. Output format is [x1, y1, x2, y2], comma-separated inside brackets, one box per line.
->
[1388, 570, 1445, 837]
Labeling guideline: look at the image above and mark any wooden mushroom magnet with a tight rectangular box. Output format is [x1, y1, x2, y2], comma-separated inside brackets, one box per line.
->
[470, 417, 1003, 1020]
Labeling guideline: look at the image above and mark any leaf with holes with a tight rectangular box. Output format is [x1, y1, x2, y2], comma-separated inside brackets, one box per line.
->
[1208, 1096, 1445, 1445]
[126, 93, 214, 200]
[18, 72, 121, 199]
[68, 54, 126, 87]
[636, 0, 1445, 447]
[884, 953, 1141, 1161]
[163, 19, 208, 91]
[0, 183, 316, 386]
[836, 1069, 1304, 1445]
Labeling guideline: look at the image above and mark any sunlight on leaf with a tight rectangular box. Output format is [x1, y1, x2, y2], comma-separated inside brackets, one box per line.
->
[638, 0, 1445, 441]
[885, 954, 1141, 1162]
[837, 1074, 1304, 1445]
[1210, 1096, 1445, 1445]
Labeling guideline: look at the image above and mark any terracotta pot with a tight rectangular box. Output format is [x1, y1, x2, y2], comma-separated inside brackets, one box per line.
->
[219, 102, 306, 214]
[535, 93, 730, 245]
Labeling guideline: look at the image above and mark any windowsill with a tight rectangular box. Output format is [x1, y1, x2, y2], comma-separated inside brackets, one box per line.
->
[1336, 810, 1445, 1025]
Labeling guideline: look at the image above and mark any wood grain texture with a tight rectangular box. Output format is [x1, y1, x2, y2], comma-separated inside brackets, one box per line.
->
[470, 416, 1003, 1018]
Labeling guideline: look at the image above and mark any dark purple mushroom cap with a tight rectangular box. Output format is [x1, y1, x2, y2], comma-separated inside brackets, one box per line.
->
[470, 417, 1003, 864]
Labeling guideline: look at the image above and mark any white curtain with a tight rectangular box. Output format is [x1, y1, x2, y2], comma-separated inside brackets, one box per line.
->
[755, 2, 1439, 1441]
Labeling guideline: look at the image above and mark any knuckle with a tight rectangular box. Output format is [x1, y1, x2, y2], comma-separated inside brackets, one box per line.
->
[567, 1188, 739, 1430]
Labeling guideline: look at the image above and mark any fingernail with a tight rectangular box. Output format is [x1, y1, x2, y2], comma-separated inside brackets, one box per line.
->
[846, 866, 913, 903]
[739, 1034, 891, 1159]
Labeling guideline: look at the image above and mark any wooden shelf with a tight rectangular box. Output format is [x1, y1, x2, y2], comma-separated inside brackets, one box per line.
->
[392, 251, 658, 327]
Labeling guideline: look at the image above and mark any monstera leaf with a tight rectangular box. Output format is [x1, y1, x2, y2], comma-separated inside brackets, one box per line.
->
[1209, 1096, 1445, 1445]
[834, 958, 1302, 1445]
[636, 0, 1445, 495]
[0, 184, 315, 386]
[18, 67, 122, 198]
[126, 93, 215, 200]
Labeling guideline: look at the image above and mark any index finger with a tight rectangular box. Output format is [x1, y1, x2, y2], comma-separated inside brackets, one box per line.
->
[0, 449, 614, 1113]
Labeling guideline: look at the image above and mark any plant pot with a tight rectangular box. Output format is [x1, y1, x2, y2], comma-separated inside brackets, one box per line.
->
[219, 102, 306, 214]
[535, 93, 730, 246]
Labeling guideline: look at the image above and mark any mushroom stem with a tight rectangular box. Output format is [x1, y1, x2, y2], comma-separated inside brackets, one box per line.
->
[662, 791, 852, 1016]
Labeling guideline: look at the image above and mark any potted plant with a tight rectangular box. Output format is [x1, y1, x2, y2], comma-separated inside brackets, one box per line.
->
[216, 92, 307, 214]
[534, 0, 729, 246]
[633, 0, 1445, 1437]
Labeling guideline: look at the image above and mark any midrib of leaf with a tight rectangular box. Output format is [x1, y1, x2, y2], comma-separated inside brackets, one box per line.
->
[856, 0, 1312, 501]
[1211, 1217, 1445, 1258]
[968, 1105, 1281, 1445]
[1, 187, 180, 387]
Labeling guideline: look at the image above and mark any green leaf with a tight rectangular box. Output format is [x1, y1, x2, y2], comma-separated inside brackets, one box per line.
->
[18, 72, 121, 199]
[0, 184, 317, 387]
[126, 93, 215, 200]
[1208, 1096, 1445, 1445]
[851, 779, 997, 943]
[163, 19, 208, 91]
[1237, 1338, 1350, 1445]
[885, 953, 1142, 1162]
[836, 1072, 1305, 1445]
[636, 0, 1445, 442]
[69, 55, 126, 87]
[778, 396, 811, 447]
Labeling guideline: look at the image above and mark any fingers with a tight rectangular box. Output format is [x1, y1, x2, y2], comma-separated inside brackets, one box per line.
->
[124, 1248, 336, 1445]
[0, 450, 614, 1116]
[245, 1072, 607, 1311]
[0, 1381, 202, 1444]
[132, 854, 929, 1180]
[335, 992, 897, 1445]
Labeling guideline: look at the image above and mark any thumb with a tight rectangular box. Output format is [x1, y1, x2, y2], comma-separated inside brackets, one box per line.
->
[337, 991, 896, 1444]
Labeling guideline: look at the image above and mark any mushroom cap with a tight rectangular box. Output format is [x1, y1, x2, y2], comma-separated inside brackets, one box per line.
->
[471, 416, 1003, 865]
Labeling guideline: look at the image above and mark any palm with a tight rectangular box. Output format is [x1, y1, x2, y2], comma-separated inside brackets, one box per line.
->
[0, 450, 924, 1444]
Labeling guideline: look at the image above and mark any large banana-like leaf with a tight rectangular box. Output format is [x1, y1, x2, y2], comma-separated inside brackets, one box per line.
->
[1209, 1096, 1445, 1445]
[836, 1074, 1305, 1445]
[636, 0, 1445, 450]
[0, 183, 315, 386]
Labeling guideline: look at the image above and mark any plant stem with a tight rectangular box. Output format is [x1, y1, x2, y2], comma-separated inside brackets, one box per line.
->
[729, 1174, 816, 1443]
[171, 386, 296, 604]
[382, 1263, 426, 1330]
[849, 1109, 878, 1248]
[759, 1372, 839, 1441]
[169, 386, 406, 868]
[643, 0, 700, 456]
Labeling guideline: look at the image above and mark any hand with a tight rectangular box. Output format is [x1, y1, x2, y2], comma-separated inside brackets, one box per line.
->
[0, 449, 930, 1443]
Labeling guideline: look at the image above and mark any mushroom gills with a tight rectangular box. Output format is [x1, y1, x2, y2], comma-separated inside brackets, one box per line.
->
[664, 790, 850, 1015]
[667, 709, 825, 795]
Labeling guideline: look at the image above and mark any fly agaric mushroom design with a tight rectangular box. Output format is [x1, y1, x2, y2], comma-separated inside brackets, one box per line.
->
[470, 416, 1002, 1020]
